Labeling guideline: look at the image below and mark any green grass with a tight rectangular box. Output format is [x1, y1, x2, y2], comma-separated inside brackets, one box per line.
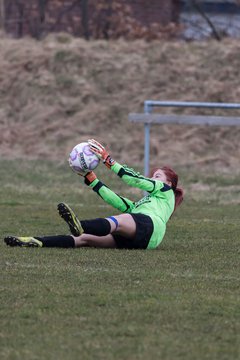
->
[0, 159, 239, 360]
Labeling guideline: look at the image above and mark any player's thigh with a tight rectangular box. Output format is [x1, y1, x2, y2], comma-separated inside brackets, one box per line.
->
[113, 214, 136, 237]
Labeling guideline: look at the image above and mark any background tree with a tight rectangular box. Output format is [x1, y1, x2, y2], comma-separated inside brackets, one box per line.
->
[37, 0, 49, 39]
[0, 0, 4, 32]
[81, 0, 89, 40]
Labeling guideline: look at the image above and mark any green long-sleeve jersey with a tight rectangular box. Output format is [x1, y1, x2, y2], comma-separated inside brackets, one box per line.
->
[89, 162, 175, 249]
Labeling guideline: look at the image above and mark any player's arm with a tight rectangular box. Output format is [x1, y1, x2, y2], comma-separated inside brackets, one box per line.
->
[84, 172, 134, 213]
[111, 163, 167, 194]
[88, 139, 165, 194]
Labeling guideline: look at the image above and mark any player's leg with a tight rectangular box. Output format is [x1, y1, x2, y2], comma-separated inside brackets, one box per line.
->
[58, 203, 113, 237]
[4, 233, 117, 248]
[58, 203, 136, 238]
[4, 235, 75, 248]
[73, 214, 137, 248]
[74, 234, 117, 248]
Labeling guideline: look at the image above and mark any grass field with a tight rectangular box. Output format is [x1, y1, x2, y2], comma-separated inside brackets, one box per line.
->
[0, 159, 239, 360]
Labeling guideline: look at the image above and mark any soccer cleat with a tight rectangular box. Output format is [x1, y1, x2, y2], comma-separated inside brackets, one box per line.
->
[4, 236, 43, 247]
[57, 203, 83, 237]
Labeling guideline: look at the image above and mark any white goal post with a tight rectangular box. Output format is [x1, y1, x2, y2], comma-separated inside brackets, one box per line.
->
[129, 100, 240, 176]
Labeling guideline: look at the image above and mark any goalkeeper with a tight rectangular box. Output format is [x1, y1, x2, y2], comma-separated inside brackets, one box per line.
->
[4, 139, 184, 250]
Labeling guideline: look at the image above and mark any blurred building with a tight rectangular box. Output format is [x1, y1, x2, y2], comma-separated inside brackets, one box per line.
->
[1, 0, 240, 40]
[1, 0, 181, 39]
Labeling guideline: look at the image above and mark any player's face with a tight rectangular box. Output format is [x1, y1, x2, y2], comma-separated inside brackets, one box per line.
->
[151, 169, 171, 186]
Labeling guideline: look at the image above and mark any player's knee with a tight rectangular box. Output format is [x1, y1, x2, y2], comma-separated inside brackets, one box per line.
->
[107, 216, 119, 231]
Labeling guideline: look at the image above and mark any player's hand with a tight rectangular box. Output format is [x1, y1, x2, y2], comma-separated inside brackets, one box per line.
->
[88, 139, 115, 169]
[88, 139, 108, 160]
[84, 171, 97, 186]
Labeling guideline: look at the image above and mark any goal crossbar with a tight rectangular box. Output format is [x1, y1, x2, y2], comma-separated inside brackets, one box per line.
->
[129, 113, 240, 126]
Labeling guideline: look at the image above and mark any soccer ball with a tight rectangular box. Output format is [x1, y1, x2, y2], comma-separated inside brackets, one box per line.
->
[69, 142, 100, 175]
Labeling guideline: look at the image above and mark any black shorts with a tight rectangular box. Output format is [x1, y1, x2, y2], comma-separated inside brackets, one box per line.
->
[112, 213, 154, 250]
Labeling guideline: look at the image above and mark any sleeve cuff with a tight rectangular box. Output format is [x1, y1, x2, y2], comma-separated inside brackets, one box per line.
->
[89, 178, 100, 188]
[111, 162, 122, 175]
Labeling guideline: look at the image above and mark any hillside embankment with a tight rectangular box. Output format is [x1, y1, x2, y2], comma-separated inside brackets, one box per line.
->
[0, 33, 240, 173]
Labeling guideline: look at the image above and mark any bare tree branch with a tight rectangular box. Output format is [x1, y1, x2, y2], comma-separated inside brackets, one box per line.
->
[190, 0, 222, 41]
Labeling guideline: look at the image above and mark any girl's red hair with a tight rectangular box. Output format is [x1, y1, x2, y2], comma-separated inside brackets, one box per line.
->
[150, 166, 184, 212]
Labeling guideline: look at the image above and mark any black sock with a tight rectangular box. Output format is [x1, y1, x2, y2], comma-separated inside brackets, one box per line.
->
[35, 235, 75, 248]
[81, 218, 111, 236]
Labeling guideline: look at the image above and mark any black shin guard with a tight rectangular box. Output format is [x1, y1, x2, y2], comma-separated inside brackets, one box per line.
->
[36, 235, 75, 248]
[81, 218, 111, 236]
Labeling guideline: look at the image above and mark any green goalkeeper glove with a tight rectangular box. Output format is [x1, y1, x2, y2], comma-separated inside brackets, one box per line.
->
[88, 139, 115, 169]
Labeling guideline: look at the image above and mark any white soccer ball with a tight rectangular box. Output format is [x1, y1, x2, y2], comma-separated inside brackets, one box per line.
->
[69, 142, 100, 175]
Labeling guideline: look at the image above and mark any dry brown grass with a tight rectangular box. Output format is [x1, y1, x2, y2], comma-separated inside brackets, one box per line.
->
[0, 33, 240, 172]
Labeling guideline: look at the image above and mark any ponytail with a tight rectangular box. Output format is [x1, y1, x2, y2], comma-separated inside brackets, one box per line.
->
[173, 187, 184, 211]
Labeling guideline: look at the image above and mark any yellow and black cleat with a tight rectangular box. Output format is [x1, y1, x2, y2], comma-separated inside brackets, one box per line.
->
[57, 203, 83, 237]
[4, 236, 43, 247]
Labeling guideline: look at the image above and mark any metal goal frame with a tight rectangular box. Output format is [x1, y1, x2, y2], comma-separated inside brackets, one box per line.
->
[129, 100, 240, 176]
